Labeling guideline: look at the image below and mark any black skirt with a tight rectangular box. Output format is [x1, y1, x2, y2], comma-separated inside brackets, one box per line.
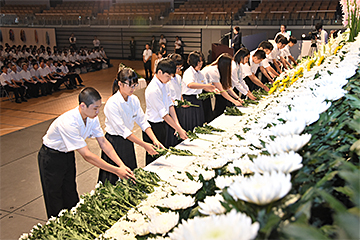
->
[244, 76, 260, 92]
[181, 94, 205, 131]
[213, 94, 233, 119]
[202, 94, 215, 124]
[98, 132, 136, 185]
[143, 121, 166, 166]
[165, 107, 182, 148]
[233, 88, 247, 100]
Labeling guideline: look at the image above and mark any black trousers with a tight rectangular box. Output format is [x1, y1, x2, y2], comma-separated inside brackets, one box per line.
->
[142, 121, 166, 166]
[38, 145, 79, 219]
[144, 60, 152, 81]
[24, 82, 39, 98]
[98, 133, 137, 185]
[4, 85, 25, 101]
[244, 76, 260, 92]
[130, 47, 136, 60]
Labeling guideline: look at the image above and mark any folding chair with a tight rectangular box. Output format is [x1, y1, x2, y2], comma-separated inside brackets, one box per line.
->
[0, 85, 14, 102]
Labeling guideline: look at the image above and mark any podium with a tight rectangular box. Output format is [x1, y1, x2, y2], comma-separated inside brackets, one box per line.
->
[211, 43, 234, 62]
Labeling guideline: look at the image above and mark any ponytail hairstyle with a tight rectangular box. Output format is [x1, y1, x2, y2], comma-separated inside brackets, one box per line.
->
[233, 47, 250, 65]
[112, 67, 138, 95]
[210, 53, 232, 90]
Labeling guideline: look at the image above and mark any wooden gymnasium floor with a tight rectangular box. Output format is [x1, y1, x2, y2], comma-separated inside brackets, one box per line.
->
[0, 60, 149, 240]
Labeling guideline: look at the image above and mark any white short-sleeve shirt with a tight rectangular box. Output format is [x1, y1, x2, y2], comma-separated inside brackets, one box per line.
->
[201, 65, 220, 83]
[143, 49, 152, 61]
[20, 70, 32, 80]
[269, 44, 280, 60]
[104, 91, 151, 139]
[240, 62, 252, 79]
[0, 73, 11, 86]
[182, 66, 206, 95]
[249, 51, 260, 74]
[281, 45, 291, 57]
[168, 74, 182, 101]
[145, 75, 173, 123]
[231, 61, 249, 95]
[43, 106, 104, 152]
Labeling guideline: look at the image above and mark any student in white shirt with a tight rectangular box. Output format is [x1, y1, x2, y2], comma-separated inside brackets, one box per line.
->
[232, 48, 257, 100]
[143, 44, 152, 82]
[159, 34, 167, 46]
[30, 62, 48, 96]
[243, 50, 270, 92]
[93, 36, 100, 49]
[9, 64, 28, 101]
[0, 66, 26, 103]
[201, 53, 243, 121]
[257, 41, 279, 82]
[281, 36, 298, 67]
[181, 51, 218, 131]
[143, 59, 188, 165]
[98, 68, 163, 184]
[174, 36, 182, 54]
[316, 22, 328, 46]
[166, 53, 186, 147]
[19, 63, 39, 98]
[269, 36, 289, 73]
[274, 24, 290, 40]
[38, 87, 135, 218]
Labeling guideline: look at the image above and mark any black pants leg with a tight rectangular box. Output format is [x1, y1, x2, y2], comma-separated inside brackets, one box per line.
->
[142, 121, 166, 166]
[4, 85, 21, 101]
[144, 60, 152, 81]
[38, 145, 79, 219]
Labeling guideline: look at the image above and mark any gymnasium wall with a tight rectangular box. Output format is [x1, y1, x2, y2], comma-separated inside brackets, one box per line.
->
[0, 27, 57, 48]
[55, 27, 201, 59]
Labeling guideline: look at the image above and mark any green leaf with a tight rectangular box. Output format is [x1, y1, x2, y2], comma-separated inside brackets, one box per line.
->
[335, 212, 360, 240]
[258, 212, 281, 236]
[282, 223, 330, 240]
[350, 139, 360, 155]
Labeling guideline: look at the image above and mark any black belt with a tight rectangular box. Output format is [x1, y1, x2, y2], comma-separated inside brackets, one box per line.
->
[42, 144, 68, 154]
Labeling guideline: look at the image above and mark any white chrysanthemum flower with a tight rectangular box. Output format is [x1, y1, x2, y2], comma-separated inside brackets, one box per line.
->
[19, 233, 29, 239]
[266, 134, 311, 155]
[228, 172, 292, 205]
[95, 181, 102, 189]
[227, 156, 256, 175]
[196, 169, 216, 181]
[104, 221, 134, 239]
[127, 208, 145, 222]
[169, 209, 259, 240]
[198, 194, 226, 215]
[131, 220, 150, 236]
[148, 211, 179, 235]
[205, 158, 228, 169]
[157, 194, 195, 210]
[57, 209, 67, 217]
[270, 120, 306, 137]
[215, 175, 244, 189]
[253, 151, 303, 174]
[137, 205, 161, 218]
[174, 180, 203, 195]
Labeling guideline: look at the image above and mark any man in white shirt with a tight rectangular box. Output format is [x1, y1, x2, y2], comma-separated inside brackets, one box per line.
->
[281, 36, 298, 67]
[8, 64, 28, 101]
[93, 36, 100, 49]
[38, 87, 135, 219]
[143, 43, 152, 82]
[143, 59, 187, 165]
[0, 66, 26, 103]
[316, 22, 328, 46]
[30, 62, 48, 96]
[274, 24, 290, 40]
[269, 36, 289, 73]
[19, 63, 39, 98]
[243, 50, 270, 92]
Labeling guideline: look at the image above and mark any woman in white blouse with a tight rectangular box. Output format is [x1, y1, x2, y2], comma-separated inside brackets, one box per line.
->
[201, 53, 243, 121]
[98, 68, 163, 185]
[181, 51, 218, 131]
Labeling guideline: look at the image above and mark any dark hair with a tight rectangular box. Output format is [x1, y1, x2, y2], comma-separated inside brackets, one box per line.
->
[1, 65, 7, 70]
[234, 26, 240, 32]
[258, 41, 273, 50]
[187, 51, 202, 68]
[253, 50, 266, 60]
[169, 53, 183, 66]
[289, 36, 297, 44]
[156, 58, 176, 75]
[275, 35, 289, 45]
[210, 53, 232, 90]
[112, 68, 138, 95]
[78, 87, 101, 107]
[315, 23, 323, 31]
[281, 24, 287, 29]
[234, 48, 250, 64]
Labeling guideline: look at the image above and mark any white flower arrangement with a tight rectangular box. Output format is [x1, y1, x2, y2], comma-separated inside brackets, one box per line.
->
[169, 209, 259, 240]
[148, 211, 179, 235]
[266, 134, 312, 155]
[228, 172, 292, 205]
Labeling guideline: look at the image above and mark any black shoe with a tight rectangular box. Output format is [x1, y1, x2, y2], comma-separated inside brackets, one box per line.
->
[15, 99, 21, 103]
[78, 84, 85, 87]
[21, 98, 28, 102]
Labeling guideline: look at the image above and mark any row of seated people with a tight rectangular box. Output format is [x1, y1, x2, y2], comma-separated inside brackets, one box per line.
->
[1, 44, 110, 74]
[0, 58, 83, 103]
